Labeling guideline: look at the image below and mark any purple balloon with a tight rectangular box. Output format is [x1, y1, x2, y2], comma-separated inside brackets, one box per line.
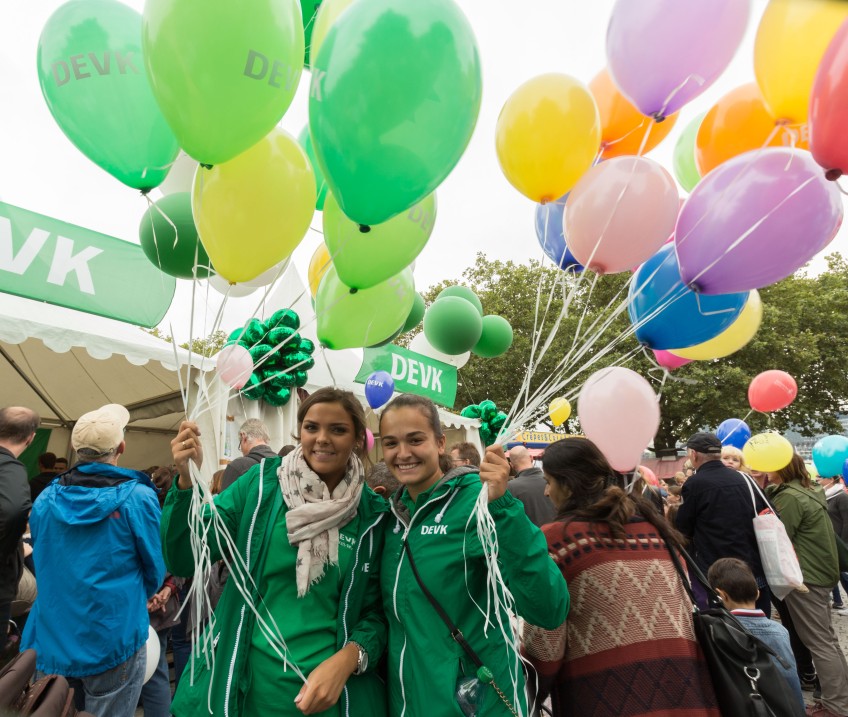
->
[606, 0, 750, 119]
[676, 148, 843, 295]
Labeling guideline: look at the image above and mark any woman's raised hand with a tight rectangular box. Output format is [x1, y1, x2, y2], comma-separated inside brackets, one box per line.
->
[171, 421, 203, 489]
[480, 444, 510, 502]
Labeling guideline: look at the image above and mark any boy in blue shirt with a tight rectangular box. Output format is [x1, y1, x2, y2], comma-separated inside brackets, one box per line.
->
[708, 558, 805, 712]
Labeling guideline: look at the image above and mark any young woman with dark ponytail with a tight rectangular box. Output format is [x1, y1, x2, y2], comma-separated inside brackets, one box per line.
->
[522, 437, 719, 717]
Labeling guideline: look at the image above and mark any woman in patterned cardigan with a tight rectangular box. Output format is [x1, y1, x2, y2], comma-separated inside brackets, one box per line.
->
[522, 438, 719, 717]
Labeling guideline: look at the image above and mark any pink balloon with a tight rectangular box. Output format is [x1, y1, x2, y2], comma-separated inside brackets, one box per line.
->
[217, 344, 253, 389]
[365, 428, 375, 453]
[565, 157, 679, 274]
[638, 465, 659, 487]
[578, 366, 660, 472]
[653, 349, 691, 371]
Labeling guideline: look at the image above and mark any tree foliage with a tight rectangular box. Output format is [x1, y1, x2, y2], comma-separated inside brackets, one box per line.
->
[144, 327, 229, 357]
[419, 253, 848, 453]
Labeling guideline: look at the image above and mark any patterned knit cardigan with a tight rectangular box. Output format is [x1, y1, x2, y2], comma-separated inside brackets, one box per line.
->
[523, 518, 719, 717]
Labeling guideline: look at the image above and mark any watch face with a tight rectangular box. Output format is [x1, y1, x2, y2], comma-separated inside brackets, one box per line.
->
[359, 648, 368, 672]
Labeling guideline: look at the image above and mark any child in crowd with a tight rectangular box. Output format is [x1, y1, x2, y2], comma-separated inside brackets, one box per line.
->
[707, 558, 805, 711]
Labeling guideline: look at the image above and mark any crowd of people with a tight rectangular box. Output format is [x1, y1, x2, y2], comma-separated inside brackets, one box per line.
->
[2, 394, 848, 717]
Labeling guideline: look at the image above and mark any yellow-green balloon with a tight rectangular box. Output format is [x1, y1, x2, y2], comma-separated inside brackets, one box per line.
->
[317, 267, 415, 349]
[309, 0, 482, 225]
[673, 113, 705, 193]
[324, 192, 436, 290]
[143, 0, 304, 165]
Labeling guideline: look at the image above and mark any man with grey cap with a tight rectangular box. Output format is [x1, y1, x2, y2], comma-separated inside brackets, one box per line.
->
[22, 404, 165, 717]
[675, 431, 771, 614]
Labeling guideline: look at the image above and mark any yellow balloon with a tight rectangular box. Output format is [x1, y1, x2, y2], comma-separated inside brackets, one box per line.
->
[670, 290, 762, 361]
[310, 0, 354, 66]
[308, 243, 332, 297]
[193, 128, 316, 283]
[496, 73, 601, 203]
[743, 432, 794, 473]
[755, 0, 848, 124]
[549, 397, 572, 427]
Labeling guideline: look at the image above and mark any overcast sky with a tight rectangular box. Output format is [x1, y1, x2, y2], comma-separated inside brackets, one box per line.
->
[3, 0, 844, 344]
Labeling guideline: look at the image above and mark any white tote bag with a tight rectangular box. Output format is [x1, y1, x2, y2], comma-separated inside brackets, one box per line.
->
[743, 475, 805, 600]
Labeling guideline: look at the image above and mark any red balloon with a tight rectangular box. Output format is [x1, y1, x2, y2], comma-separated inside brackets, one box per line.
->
[748, 370, 798, 413]
[810, 18, 848, 180]
[638, 465, 659, 488]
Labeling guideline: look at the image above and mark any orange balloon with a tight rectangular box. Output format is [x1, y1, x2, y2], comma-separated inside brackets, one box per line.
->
[589, 68, 678, 159]
[695, 83, 809, 176]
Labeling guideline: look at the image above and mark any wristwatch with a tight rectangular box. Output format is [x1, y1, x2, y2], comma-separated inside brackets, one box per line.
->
[349, 641, 368, 675]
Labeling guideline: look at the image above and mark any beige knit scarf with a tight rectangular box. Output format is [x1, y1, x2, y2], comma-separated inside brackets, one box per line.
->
[278, 445, 363, 597]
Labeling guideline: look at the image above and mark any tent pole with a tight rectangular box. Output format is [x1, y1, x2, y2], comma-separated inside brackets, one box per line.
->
[0, 345, 72, 429]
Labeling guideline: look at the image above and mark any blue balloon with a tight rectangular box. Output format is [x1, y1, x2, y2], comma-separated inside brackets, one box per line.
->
[716, 418, 751, 450]
[365, 370, 394, 409]
[534, 195, 583, 272]
[628, 245, 748, 350]
[842, 458, 848, 482]
[812, 435, 848, 478]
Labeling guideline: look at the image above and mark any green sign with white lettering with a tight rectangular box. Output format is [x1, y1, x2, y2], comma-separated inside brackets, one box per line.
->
[0, 202, 175, 327]
[355, 344, 458, 408]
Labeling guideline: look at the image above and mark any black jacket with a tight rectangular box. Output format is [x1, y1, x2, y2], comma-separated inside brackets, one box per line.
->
[675, 459, 768, 576]
[0, 447, 31, 601]
[509, 467, 556, 528]
[220, 444, 278, 492]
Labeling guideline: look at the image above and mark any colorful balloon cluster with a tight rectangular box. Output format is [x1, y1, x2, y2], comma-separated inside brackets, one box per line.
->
[225, 309, 315, 407]
[460, 401, 508, 448]
[423, 286, 513, 359]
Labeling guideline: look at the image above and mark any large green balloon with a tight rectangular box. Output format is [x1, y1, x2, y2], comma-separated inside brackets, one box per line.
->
[437, 286, 483, 315]
[424, 296, 483, 355]
[317, 267, 415, 349]
[324, 192, 436, 290]
[402, 293, 426, 333]
[297, 126, 328, 210]
[673, 113, 705, 193]
[37, 0, 179, 191]
[308, 0, 482, 225]
[472, 315, 513, 358]
[139, 193, 211, 279]
[143, 0, 304, 165]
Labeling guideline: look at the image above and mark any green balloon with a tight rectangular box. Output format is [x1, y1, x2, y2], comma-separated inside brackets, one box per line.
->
[138, 193, 211, 279]
[300, 0, 321, 67]
[402, 293, 426, 333]
[437, 286, 483, 315]
[309, 0, 482, 225]
[673, 112, 705, 193]
[367, 324, 404, 348]
[472, 315, 513, 358]
[324, 192, 436, 290]
[317, 267, 415, 349]
[37, 0, 179, 191]
[143, 0, 304, 165]
[424, 296, 482, 355]
[298, 126, 328, 210]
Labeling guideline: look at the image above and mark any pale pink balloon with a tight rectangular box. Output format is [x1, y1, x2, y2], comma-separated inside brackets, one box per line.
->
[217, 344, 253, 389]
[653, 349, 691, 371]
[365, 428, 375, 453]
[565, 156, 679, 274]
[578, 366, 660, 472]
[638, 465, 659, 487]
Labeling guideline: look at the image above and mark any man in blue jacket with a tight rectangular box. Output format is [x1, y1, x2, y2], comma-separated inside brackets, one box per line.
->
[22, 404, 165, 717]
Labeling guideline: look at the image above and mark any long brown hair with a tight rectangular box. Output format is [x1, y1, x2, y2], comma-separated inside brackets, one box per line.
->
[543, 438, 685, 548]
[775, 453, 812, 489]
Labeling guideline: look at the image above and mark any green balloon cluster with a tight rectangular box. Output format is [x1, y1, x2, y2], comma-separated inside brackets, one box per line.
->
[227, 309, 315, 406]
[460, 400, 509, 447]
[423, 286, 514, 358]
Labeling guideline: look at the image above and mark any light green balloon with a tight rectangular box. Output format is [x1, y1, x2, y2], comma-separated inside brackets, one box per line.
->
[143, 0, 304, 165]
[298, 126, 328, 210]
[316, 267, 415, 349]
[673, 112, 705, 193]
[309, 0, 482, 225]
[324, 192, 436, 290]
[37, 0, 179, 191]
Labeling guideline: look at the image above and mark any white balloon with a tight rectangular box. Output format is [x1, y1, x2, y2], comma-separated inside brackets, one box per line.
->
[242, 258, 291, 287]
[207, 274, 258, 298]
[143, 625, 160, 684]
[409, 333, 470, 368]
[158, 152, 198, 196]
